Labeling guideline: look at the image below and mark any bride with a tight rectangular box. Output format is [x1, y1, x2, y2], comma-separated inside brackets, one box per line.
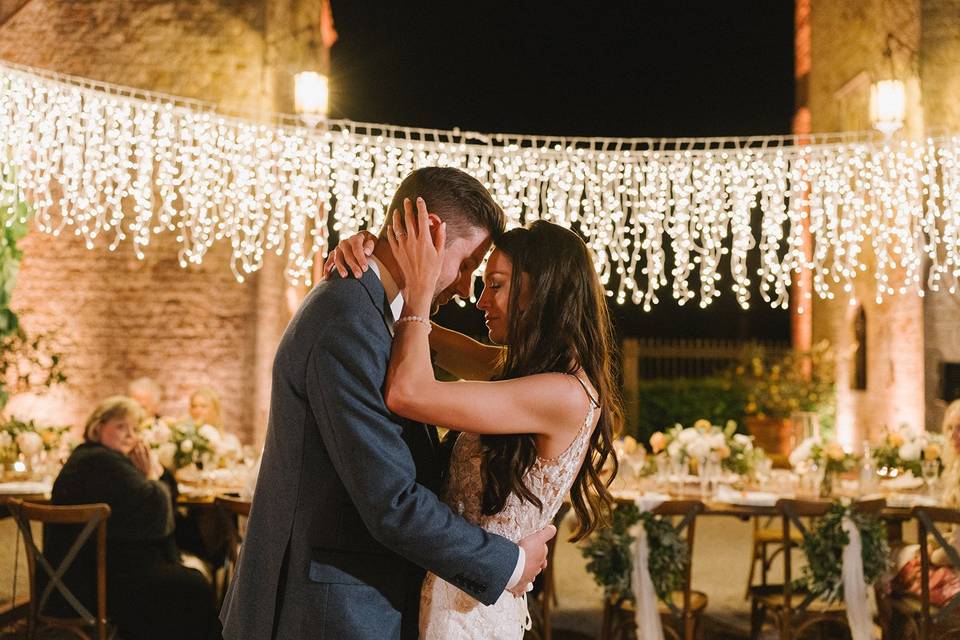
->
[334, 199, 623, 638]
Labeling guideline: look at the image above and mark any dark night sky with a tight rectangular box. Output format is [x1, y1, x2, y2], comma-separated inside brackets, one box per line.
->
[329, 0, 796, 342]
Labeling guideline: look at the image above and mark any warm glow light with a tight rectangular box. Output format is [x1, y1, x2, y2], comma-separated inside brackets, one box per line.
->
[870, 80, 906, 137]
[294, 71, 329, 126]
[0, 62, 958, 308]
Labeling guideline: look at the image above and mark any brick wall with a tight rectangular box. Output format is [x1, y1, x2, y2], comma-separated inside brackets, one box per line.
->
[0, 0, 329, 444]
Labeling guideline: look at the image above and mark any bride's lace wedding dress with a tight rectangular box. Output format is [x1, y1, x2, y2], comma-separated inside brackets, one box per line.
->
[419, 377, 599, 639]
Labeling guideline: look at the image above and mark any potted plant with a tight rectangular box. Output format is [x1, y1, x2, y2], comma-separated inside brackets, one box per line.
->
[726, 340, 836, 458]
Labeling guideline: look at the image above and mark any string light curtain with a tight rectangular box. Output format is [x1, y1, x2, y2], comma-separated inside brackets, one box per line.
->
[1, 61, 958, 309]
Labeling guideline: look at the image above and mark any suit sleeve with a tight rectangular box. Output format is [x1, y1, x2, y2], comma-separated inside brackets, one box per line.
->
[306, 309, 518, 605]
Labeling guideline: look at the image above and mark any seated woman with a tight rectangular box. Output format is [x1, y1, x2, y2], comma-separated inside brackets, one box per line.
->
[189, 387, 223, 429]
[48, 396, 220, 640]
[891, 399, 960, 606]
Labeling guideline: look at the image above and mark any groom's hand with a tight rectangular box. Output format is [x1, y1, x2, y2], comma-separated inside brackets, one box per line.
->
[509, 525, 557, 597]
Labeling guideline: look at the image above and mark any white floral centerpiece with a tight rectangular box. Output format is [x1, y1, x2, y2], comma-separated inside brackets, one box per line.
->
[0, 418, 73, 464]
[142, 418, 244, 472]
[649, 419, 765, 476]
[871, 423, 942, 478]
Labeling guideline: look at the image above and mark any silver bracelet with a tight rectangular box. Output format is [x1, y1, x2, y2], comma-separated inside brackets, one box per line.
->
[395, 315, 432, 332]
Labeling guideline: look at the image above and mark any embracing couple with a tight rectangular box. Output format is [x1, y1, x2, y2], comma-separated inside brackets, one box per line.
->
[221, 167, 623, 639]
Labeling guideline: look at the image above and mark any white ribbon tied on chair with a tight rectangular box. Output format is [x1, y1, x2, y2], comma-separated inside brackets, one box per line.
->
[629, 495, 665, 640]
[840, 515, 875, 640]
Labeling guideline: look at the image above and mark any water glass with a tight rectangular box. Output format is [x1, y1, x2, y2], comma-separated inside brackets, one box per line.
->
[670, 457, 689, 495]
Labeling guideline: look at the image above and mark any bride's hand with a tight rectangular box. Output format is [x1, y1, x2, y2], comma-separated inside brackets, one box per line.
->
[388, 197, 445, 316]
[322, 230, 376, 279]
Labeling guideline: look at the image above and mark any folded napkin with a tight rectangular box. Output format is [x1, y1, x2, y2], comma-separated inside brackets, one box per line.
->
[883, 493, 938, 508]
[880, 472, 924, 491]
[0, 480, 52, 495]
[715, 485, 778, 506]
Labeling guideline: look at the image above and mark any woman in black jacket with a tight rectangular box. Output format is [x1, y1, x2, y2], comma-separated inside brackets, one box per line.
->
[47, 395, 220, 640]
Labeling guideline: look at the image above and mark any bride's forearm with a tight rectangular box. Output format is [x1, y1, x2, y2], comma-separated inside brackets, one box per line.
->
[385, 310, 439, 420]
[430, 323, 504, 381]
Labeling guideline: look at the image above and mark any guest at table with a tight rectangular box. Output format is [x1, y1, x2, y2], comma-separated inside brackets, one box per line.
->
[128, 377, 164, 422]
[46, 395, 221, 640]
[891, 399, 960, 606]
[189, 387, 223, 429]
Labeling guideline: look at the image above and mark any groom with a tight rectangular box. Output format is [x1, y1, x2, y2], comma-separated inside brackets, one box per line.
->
[221, 167, 556, 640]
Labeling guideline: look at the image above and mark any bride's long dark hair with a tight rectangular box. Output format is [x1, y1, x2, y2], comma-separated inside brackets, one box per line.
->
[480, 220, 622, 541]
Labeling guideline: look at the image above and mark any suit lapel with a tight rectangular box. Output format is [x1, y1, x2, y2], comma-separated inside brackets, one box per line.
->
[356, 269, 394, 336]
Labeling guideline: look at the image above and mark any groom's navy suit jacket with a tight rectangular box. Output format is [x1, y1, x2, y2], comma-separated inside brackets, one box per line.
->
[220, 270, 517, 639]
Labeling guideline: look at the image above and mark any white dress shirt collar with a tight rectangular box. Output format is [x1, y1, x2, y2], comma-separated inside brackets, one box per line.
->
[367, 256, 405, 322]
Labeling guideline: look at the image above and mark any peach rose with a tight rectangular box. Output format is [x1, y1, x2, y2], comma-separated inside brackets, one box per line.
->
[622, 435, 638, 455]
[650, 432, 667, 454]
[888, 432, 905, 447]
[717, 445, 732, 460]
[826, 442, 845, 461]
[924, 444, 942, 461]
[693, 419, 712, 432]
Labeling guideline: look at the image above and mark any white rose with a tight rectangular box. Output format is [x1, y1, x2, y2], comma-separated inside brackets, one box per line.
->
[707, 432, 726, 451]
[677, 428, 698, 445]
[157, 443, 177, 469]
[667, 440, 683, 459]
[899, 441, 921, 462]
[180, 439, 194, 453]
[152, 422, 172, 445]
[733, 434, 752, 447]
[687, 437, 710, 461]
[198, 424, 221, 445]
[16, 431, 44, 456]
[0, 431, 12, 448]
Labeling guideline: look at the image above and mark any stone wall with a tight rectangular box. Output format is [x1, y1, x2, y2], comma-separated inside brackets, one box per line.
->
[0, 0, 329, 443]
[921, 0, 960, 430]
[806, 0, 928, 444]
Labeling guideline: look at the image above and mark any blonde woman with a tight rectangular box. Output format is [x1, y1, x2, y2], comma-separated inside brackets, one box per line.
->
[892, 399, 960, 607]
[49, 396, 220, 640]
[188, 387, 223, 429]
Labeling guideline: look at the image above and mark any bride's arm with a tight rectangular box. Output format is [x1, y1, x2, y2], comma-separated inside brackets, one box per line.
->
[322, 227, 504, 381]
[430, 323, 504, 381]
[385, 198, 583, 436]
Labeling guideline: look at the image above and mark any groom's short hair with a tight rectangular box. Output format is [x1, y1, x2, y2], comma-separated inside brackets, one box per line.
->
[382, 167, 505, 242]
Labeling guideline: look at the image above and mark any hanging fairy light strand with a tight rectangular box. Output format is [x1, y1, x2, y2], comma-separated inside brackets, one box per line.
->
[0, 60, 958, 309]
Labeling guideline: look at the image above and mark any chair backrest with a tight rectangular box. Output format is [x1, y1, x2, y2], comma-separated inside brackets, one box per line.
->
[6, 499, 111, 640]
[912, 506, 960, 639]
[652, 500, 704, 621]
[215, 495, 251, 518]
[775, 498, 885, 614]
[214, 495, 251, 605]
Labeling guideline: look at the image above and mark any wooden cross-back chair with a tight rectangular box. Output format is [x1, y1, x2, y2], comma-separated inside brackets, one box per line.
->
[7, 498, 114, 640]
[601, 499, 706, 640]
[749, 498, 885, 640]
[886, 506, 960, 640]
[213, 495, 251, 605]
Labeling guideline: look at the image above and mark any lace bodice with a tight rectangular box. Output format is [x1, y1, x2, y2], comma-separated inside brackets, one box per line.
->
[445, 401, 596, 543]
[419, 378, 599, 639]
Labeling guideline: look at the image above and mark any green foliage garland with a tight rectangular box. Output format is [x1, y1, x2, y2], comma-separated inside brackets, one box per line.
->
[797, 502, 891, 603]
[581, 501, 688, 602]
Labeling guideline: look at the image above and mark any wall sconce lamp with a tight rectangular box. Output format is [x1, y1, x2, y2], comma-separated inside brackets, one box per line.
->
[294, 71, 329, 127]
[869, 79, 906, 137]
[869, 33, 912, 137]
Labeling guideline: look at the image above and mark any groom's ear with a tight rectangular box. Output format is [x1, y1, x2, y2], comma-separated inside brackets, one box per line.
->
[427, 213, 444, 243]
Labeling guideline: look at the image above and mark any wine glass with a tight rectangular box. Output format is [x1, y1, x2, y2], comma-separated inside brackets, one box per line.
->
[921, 459, 940, 498]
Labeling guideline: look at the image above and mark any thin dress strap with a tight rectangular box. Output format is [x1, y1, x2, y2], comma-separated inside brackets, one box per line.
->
[570, 373, 600, 409]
